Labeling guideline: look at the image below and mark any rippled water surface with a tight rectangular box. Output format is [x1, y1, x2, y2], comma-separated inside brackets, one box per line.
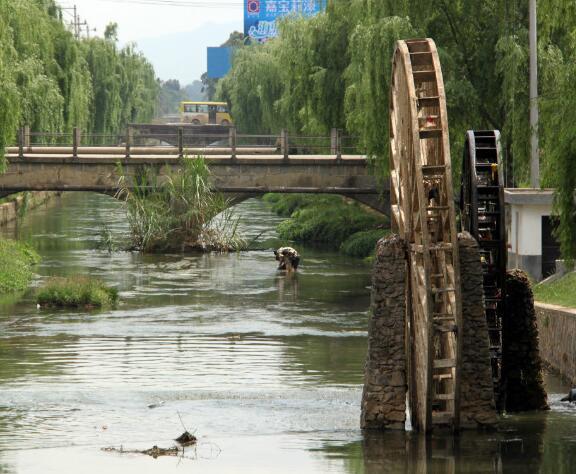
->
[0, 193, 575, 473]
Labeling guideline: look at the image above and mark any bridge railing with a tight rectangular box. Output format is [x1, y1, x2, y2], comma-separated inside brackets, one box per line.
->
[8, 126, 366, 160]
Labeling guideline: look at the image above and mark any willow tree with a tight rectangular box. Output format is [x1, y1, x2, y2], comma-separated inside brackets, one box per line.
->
[0, 0, 158, 167]
[218, 43, 284, 134]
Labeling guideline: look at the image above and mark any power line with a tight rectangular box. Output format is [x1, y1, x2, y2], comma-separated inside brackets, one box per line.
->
[86, 0, 322, 7]
[95, 0, 244, 6]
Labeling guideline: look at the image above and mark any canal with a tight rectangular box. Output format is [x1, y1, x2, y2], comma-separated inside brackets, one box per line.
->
[0, 193, 575, 473]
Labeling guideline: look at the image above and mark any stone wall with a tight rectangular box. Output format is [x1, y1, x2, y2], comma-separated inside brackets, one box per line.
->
[361, 234, 407, 430]
[458, 234, 498, 428]
[535, 302, 576, 384]
[0, 192, 60, 226]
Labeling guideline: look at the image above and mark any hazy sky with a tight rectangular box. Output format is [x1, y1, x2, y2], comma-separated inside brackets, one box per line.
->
[57, 0, 244, 82]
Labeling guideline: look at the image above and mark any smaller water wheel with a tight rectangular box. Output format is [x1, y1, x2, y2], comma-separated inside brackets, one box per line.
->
[460, 130, 507, 410]
[390, 38, 463, 432]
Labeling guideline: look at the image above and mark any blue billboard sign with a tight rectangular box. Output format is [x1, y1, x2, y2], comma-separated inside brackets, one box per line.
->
[244, 0, 326, 43]
[207, 47, 234, 79]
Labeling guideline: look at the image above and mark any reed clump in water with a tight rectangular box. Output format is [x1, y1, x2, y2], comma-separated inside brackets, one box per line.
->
[36, 276, 119, 309]
[117, 157, 244, 253]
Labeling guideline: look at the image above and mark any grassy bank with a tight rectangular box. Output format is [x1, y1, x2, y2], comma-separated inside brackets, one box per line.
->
[263, 194, 389, 259]
[533, 273, 576, 309]
[37, 277, 119, 309]
[0, 239, 40, 294]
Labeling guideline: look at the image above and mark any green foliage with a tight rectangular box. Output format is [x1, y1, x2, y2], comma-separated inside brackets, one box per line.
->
[36, 276, 119, 309]
[0, 0, 158, 165]
[272, 194, 387, 248]
[533, 272, 576, 309]
[202, 31, 246, 101]
[157, 79, 188, 116]
[340, 229, 389, 258]
[117, 157, 244, 253]
[0, 238, 40, 294]
[345, 16, 416, 173]
[221, 0, 576, 261]
[263, 193, 342, 217]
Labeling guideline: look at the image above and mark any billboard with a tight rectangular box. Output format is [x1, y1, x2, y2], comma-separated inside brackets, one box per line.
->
[207, 47, 234, 79]
[244, 0, 326, 43]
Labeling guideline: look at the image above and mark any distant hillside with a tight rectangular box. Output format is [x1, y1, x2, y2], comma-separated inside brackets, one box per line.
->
[134, 21, 241, 83]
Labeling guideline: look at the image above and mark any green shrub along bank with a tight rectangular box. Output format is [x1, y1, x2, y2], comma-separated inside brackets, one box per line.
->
[533, 273, 576, 309]
[0, 239, 40, 294]
[36, 277, 119, 309]
[263, 194, 388, 258]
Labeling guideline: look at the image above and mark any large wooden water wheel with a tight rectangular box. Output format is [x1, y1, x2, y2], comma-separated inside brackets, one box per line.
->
[389, 38, 463, 431]
[460, 130, 507, 410]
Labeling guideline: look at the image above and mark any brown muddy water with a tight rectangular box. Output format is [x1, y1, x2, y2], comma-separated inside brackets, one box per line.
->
[0, 192, 575, 473]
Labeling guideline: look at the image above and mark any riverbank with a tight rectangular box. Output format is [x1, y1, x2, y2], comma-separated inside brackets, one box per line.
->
[263, 194, 389, 259]
[533, 272, 576, 308]
[0, 238, 39, 294]
[0, 191, 61, 226]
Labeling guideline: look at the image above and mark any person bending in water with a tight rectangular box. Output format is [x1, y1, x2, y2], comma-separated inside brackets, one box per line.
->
[274, 247, 300, 272]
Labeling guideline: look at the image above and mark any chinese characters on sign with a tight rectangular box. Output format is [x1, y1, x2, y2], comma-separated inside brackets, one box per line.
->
[244, 0, 326, 42]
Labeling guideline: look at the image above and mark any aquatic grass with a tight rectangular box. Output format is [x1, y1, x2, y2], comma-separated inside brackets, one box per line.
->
[36, 276, 119, 309]
[340, 229, 389, 258]
[117, 157, 245, 253]
[0, 238, 40, 294]
[262, 193, 343, 217]
[533, 272, 576, 309]
[274, 196, 388, 249]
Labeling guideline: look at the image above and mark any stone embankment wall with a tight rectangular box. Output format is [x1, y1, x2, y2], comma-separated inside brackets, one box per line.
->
[535, 302, 576, 384]
[0, 192, 59, 226]
[503, 270, 549, 411]
[362, 233, 497, 430]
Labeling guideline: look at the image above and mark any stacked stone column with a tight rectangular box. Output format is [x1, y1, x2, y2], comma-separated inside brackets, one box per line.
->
[361, 234, 407, 429]
[458, 233, 498, 428]
[362, 233, 498, 430]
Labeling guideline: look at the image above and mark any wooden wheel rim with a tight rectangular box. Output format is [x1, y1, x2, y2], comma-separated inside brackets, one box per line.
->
[390, 38, 463, 432]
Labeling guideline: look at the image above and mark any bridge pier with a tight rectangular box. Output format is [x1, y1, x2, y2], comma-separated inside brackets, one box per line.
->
[362, 234, 498, 431]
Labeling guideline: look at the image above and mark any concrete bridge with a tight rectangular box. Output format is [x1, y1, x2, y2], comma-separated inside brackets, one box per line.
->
[1, 127, 388, 213]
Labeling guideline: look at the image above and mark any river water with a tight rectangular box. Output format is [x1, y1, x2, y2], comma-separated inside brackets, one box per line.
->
[0, 193, 575, 473]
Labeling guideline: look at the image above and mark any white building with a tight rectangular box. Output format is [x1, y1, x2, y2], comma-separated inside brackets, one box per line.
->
[505, 189, 560, 281]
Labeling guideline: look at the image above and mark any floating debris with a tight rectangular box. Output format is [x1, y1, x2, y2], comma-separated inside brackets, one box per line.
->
[147, 400, 165, 409]
[102, 445, 179, 458]
[175, 431, 197, 446]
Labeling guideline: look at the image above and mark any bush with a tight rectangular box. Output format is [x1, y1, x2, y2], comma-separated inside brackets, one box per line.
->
[276, 200, 387, 247]
[0, 239, 40, 294]
[340, 229, 389, 258]
[36, 277, 119, 309]
[263, 193, 342, 217]
[117, 157, 244, 253]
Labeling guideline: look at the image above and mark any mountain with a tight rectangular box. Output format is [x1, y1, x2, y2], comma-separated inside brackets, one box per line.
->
[133, 21, 241, 83]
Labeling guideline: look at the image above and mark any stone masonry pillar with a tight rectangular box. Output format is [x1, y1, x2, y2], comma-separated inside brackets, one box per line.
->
[503, 269, 549, 412]
[458, 233, 499, 428]
[361, 234, 407, 429]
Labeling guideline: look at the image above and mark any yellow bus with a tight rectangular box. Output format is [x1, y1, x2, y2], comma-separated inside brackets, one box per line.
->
[179, 101, 233, 126]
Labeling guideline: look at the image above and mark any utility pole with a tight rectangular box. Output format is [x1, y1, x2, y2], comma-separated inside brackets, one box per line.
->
[529, 0, 540, 188]
[73, 4, 79, 39]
